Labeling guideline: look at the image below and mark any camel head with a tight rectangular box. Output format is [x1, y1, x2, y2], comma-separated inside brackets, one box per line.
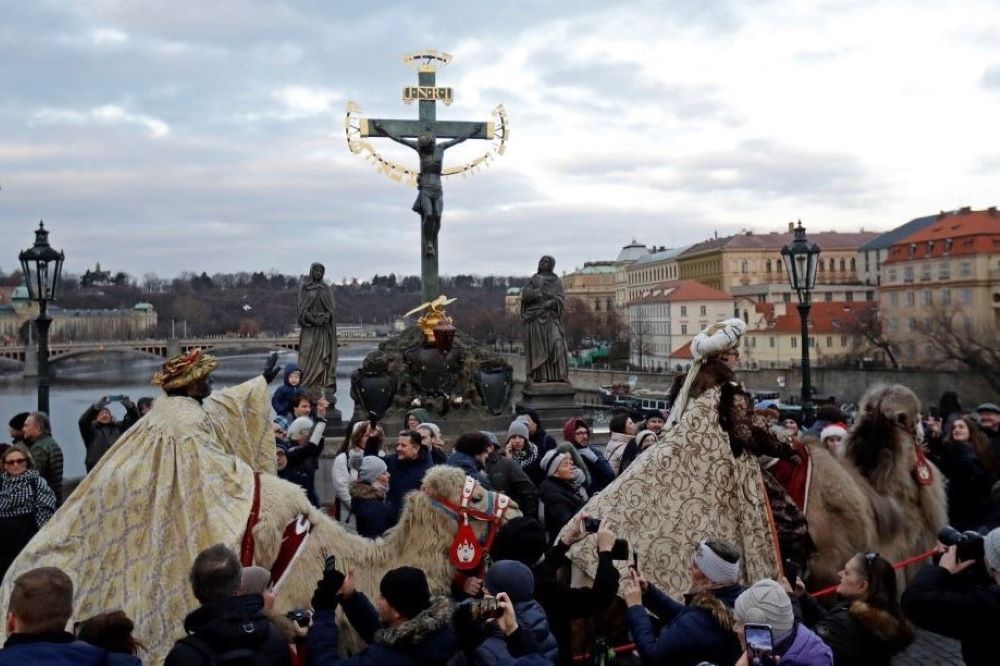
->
[417, 465, 523, 529]
[846, 384, 922, 489]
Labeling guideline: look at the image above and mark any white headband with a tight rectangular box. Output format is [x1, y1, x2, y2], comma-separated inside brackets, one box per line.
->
[543, 451, 569, 478]
[694, 541, 740, 584]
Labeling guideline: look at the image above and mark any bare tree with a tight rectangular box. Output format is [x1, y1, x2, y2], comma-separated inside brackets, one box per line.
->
[918, 306, 1000, 393]
[846, 304, 900, 369]
[628, 307, 653, 371]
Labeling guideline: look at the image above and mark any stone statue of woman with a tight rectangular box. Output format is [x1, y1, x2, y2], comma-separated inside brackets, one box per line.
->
[297, 262, 337, 399]
[521, 255, 569, 383]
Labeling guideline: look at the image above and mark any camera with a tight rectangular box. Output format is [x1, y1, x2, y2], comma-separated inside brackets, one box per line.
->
[938, 526, 985, 562]
[285, 608, 313, 628]
[468, 596, 504, 621]
[583, 517, 601, 533]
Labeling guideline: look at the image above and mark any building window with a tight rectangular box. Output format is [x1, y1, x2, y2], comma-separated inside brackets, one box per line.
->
[766, 260, 772, 273]
[839, 258, 846, 272]
[889, 292, 898, 306]
[920, 263, 931, 281]
[681, 324, 688, 335]
[939, 261, 950, 279]
[680, 305, 687, 316]
[791, 337, 797, 348]
[889, 318, 898, 332]
[826, 336, 833, 348]
[840, 335, 847, 347]
[846, 292, 854, 302]
[960, 261, 972, 277]
[941, 288, 951, 305]
[922, 289, 932, 306]
[904, 266, 914, 283]
[866, 291, 874, 301]
[782, 293, 791, 303]
[887, 268, 897, 283]
[769, 336, 775, 348]
[741, 260, 748, 274]
[850, 257, 856, 271]
[961, 288, 973, 305]
[699, 305, 706, 316]
[594, 298, 601, 311]
[907, 317, 916, 331]
[824, 292, 833, 302]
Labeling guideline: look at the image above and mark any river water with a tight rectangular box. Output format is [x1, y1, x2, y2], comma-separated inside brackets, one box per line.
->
[0, 346, 374, 479]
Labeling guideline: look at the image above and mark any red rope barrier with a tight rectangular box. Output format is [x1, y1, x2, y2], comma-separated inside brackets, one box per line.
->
[571, 547, 939, 662]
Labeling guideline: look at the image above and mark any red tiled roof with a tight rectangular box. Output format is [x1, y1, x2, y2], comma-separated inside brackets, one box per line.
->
[884, 208, 1000, 264]
[633, 280, 732, 303]
[670, 340, 694, 359]
[681, 230, 878, 256]
[749, 301, 875, 334]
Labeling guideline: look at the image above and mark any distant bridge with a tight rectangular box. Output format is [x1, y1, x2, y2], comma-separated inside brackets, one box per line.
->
[1, 335, 385, 376]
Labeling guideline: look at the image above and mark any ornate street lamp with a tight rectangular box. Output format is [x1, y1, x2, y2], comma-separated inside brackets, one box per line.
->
[780, 220, 820, 425]
[18, 221, 65, 415]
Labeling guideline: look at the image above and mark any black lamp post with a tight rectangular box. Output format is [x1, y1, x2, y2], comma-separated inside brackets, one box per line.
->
[780, 220, 820, 426]
[18, 221, 65, 415]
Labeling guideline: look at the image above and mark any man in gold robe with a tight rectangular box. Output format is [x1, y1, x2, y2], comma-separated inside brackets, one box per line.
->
[0, 349, 281, 665]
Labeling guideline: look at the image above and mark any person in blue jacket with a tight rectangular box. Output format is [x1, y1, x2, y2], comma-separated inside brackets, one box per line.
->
[384, 430, 435, 524]
[307, 565, 457, 666]
[0, 567, 140, 666]
[350, 456, 394, 539]
[623, 538, 745, 666]
[270, 364, 302, 418]
[474, 560, 559, 665]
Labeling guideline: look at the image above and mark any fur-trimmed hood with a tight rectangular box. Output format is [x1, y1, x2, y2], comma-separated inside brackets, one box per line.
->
[374, 596, 453, 648]
[848, 600, 914, 651]
[349, 480, 386, 501]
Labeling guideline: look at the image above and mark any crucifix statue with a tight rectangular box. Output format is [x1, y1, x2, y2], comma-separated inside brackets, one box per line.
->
[346, 50, 508, 303]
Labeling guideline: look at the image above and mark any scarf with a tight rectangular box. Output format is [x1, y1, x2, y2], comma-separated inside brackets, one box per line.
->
[508, 440, 539, 469]
[0, 470, 55, 529]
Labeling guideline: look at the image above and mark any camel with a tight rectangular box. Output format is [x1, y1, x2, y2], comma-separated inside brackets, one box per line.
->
[252, 465, 520, 654]
[804, 384, 947, 589]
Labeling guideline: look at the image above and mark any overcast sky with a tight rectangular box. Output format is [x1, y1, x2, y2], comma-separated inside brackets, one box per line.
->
[2, 0, 999, 282]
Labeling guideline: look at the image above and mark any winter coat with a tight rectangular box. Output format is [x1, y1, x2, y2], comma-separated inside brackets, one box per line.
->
[270, 364, 303, 417]
[25, 434, 63, 504]
[625, 584, 743, 666]
[446, 451, 493, 489]
[901, 562, 1000, 666]
[307, 593, 457, 666]
[350, 481, 393, 539]
[535, 545, 620, 666]
[79, 401, 139, 471]
[0, 631, 141, 666]
[796, 594, 913, 666]
[507, 440, 544, 486]
[474, 599, 558, 666]
[164, 593, 291, 666]
[332, 449, 364, 523]
[604, 433, 631, 475]
[538, 477, 586, 545]
[485, 452, 539, 519]
[385, 447, 434, 523]
[773, 623, 834, 666]
[927, 439, 993, 531]
[0, 469, 57, 580]
[284, 418, 327, 499]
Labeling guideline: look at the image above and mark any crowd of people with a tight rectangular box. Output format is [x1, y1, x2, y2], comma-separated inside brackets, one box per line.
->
[2, 343, 1000, 665]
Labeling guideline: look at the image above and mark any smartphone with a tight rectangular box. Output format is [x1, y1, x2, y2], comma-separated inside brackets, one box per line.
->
[583, 517, 601, 533]
[108, 394, 125, 402]
[631, 549, 639, 571]
[609, 538, 629, 561]
[744, 623, 774, 662]
[324, 555, 337, 573]
[783, 558, 800, 587]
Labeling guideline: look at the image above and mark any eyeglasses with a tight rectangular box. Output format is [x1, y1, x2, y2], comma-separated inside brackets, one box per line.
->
[4, 458, 28, 467]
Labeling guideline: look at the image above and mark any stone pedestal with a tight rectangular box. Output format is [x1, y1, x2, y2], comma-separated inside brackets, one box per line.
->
[518, 381, 579, 424]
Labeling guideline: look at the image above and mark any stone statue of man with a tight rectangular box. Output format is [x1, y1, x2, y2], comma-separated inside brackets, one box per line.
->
[297, 262, 337, 398]
[521, 255, 569, 383]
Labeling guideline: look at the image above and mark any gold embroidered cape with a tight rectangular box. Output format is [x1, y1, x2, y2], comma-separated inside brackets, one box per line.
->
[0, 376, 275, 665]
[565, 387, 780, 599]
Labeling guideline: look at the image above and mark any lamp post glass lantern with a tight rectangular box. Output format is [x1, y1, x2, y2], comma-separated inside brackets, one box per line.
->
[780, 220, 820, 425]
[18, 221, 65, 415]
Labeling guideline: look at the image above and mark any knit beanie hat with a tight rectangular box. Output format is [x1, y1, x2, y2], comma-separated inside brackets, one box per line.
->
[734, 580, 795, 641]
[239, 566, 271, 595]
[380, 567, 431, 619]
[507, 419, 530, 441]
[8, 412, 28, 431]
[985, 527, 1000, 573]
[288, 417, 314, 440]
[480, 431, 500, 448]
[490, 517, 549, 566]
[359, 456, 388, 484]
[635, 429, 657, 448]
[540, 449, 569, 478]
[418, 422, 441, 439]
[484, 560, 535, 603]
[820, 424, 848, 442]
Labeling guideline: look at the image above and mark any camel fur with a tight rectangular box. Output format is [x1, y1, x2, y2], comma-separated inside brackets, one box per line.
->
[253, 465, 520, 652]
[805, 384, 947, 589]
